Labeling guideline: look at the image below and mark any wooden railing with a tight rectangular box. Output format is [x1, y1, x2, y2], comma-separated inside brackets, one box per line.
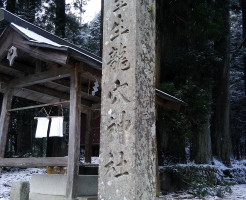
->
[0, 157, 68, 167]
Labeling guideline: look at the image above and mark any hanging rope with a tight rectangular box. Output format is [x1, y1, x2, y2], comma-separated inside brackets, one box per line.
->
[35, 107, 49, 118]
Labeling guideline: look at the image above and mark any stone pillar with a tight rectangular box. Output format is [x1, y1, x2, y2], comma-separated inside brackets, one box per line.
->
[99, 0, 156, 199]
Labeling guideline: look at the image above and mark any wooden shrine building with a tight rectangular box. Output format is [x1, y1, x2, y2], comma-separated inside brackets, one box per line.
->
[0, 9, 186, 198]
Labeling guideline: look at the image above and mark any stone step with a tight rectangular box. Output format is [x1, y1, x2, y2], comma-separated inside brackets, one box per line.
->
[29, 194, 97, 200]
[29, 174, 98, 197]
[77, 197, 97, 200]
[29, 193, 65, 200]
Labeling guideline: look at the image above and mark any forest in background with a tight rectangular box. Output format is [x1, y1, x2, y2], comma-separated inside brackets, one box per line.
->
[156, 0, 246, 167]
[0, 0, 245, 167]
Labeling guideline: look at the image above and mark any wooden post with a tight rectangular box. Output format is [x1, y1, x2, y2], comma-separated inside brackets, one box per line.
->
[66, 65, 81, 199]
[85, 110, 92, 163]
[0, 89, 13, 158]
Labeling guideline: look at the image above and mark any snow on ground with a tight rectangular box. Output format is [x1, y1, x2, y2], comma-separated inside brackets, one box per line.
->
[0, 156, 99, 200]
[159, 158, 246, 199]
[158, 184, 246, 199]
[80, 156, 99, 165]
[0, 168, 46, 200]
[1, 158, 246, 199]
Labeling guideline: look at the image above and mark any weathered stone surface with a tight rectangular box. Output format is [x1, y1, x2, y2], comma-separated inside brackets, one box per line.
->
[30, 174, 67, 196]
[29, 194, 66, 200]
[10, 181, 29, 200]
[99, 0, 156, 199]
[29, 174, 98, 197]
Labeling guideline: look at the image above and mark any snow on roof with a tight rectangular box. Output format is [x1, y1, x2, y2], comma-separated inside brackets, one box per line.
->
[0, 9, 101, 67]
[11, 23, 63, 47]
[8, 23, 185, 106]
[9, 23, 102, 67]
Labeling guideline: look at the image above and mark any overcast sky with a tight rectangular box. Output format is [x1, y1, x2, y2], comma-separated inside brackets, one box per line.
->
[66, 0, 101, 23]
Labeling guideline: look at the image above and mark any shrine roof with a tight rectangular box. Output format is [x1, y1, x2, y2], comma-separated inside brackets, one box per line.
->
[0, 8, 102, 69]
[0, 8, 186, 110]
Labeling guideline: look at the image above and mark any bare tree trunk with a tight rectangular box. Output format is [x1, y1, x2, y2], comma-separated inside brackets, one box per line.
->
[213, 0, 231, 166]
[157, 0, 213, 164]
[28, 0, 36, 23]
[191, 114, 212, 164]
[241, 0, 246, 94]
[55, 0, 65, 38]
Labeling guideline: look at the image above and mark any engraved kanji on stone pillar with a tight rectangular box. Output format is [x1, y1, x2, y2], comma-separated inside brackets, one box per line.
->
[99, 0, 156, 199]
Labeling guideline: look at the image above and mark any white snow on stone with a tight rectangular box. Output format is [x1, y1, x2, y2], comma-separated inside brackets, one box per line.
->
[91, 157, 99, 164]
[11, 23, 62, 47]
[0, 168, 46, 200]
[80, 156, 99, 165]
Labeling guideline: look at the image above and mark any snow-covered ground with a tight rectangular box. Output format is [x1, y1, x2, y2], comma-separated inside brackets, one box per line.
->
[158, 158, 246, 199]
[158, 184, 246, 199]
[0, 156, 99, 200]
[0, 168, 46, 200]
[1, 158, 246, 200]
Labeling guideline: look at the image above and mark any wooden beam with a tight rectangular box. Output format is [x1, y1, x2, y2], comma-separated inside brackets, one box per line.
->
[85, 110, 92, 163]
[0, 157, 67, 167]
[66, 64, 82, 199]
[8, 101, 70, 112]
[24, 85, 93, 107]
[26, 85, 70, 101]
[0, 82, 66, 106]
[0, 62, 25, 77]
[0, 83, 90, 113]
[0, 62, 100, 103]
[0, 60, 35, 75]
[51, 79, 101, 102]
[52, 79, 88, 93]
[0, 89, 13, 158]
[6, 66, 73, 88]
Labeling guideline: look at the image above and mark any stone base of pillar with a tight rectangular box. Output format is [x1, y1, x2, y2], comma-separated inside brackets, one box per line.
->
[10, 181, 29, 200]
